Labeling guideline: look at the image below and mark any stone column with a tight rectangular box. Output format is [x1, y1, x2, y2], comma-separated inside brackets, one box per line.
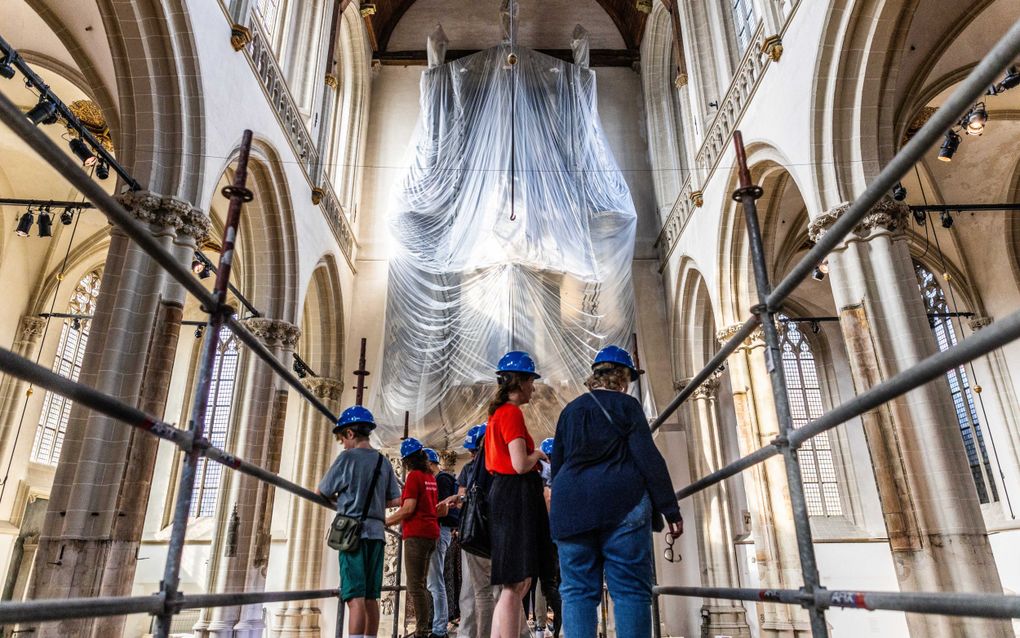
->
[198, 318, 301, 638]
[809, 197, 1010, 638]
[677, 373, 751, 638]
[0, 316, 46, 465]
[717, 324, 809, 638]
[271, 377, 344, 638]
[23, 191, 208, 638]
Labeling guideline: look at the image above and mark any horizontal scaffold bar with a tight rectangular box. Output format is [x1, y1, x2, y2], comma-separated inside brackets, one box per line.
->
[0, 89, 338, 426]
[654, 586, 1020, 620]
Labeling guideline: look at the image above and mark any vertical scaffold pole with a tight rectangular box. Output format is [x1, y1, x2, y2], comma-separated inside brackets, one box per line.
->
[731, 131, 829, 637]
[392, 411, 410, 638]
[153, 130, 255, 638]
[354, 337, 370, 405]
[632, 332, 663, 638]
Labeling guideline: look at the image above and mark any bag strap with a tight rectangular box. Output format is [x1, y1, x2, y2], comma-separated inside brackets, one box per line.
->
[468, 440, 486, 487]
[587, 390, 614, 424]
[360, 453, 385, 522]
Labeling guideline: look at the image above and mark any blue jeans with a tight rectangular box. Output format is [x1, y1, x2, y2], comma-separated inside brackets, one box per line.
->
[555, 495, 653, 638]
[427, 526, 453, 635]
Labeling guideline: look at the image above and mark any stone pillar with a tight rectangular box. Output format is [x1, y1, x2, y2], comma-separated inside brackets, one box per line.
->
[198, 318, 301, 638]
[24, 191, 209, 638]
[677, 373, 752, 638]
[717, 324, 809, 638]
[0, 316, 46, 465]
[809, 197, 1011, 638]
[271, 377, 344, 638]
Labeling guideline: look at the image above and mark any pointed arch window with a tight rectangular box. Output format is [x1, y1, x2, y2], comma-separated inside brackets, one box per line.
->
[779, 315, 843, 516]
[190, 331, 241, 517]
[731, 0, 757, 52]
[255, 0, 284, 38]
[32, 269, 102, 465]
[915, 262, 998, 503]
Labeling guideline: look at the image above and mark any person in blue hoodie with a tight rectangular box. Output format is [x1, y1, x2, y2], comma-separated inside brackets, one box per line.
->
[549, 346, 683, 638]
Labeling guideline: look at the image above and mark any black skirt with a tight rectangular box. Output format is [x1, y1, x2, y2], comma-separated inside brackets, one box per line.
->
[488, 471, 555, 585]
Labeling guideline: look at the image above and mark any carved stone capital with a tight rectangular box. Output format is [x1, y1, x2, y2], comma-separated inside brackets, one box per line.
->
[676, 371, 722, 400]
[230, 23, 253, 51]
[716, 323, 766, 349]
[116, 190, 211, 244]
[301, 377, 344, 401]
[241, 318, 301, 350]
[808, 196, 909, 245]
[968, 316, 993, 331]
[17, 316, 46, 344]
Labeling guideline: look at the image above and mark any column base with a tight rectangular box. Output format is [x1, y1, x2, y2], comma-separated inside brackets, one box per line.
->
[270, 605, 322, 637]
[759, 618, 812, 638]
[700, 604, 752, 638]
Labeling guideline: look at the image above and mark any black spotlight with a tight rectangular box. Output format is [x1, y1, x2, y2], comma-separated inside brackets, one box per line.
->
[912, 208, 927, 226]
[810, 320, 821, 335]
[812, 266, 825, 281]
[937, 130, 960, 162]
[194, 324, 205, 339]
[71, 317, 82, 331]
[1001, 66, 1020, 92]
[95, 160, 110, 180]
[68, 137, 97, 166]
[60, 207, 74, 225]
[892, 182, 907, 201]
[0, 55, 14, 80]
[14, 209, 33, 236]
[26, 98, 58, 125]
[37, 208, 52, 237]
[963, 103, 987, 136]
[940, 210, 954, 229]
[191, 257, 211, 279]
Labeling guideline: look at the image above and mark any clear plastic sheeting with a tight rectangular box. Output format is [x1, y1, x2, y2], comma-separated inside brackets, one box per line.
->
[377, 43, 638, 447]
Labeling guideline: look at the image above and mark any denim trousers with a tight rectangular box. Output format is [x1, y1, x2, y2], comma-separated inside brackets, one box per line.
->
[427, 526, 453, 635]
[555, 494, 653, 638]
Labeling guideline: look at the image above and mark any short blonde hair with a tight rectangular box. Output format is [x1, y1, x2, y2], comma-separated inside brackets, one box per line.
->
[584, 363, 630, 392]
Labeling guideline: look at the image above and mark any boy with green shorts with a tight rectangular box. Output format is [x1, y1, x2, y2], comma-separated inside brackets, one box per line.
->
[319, 406, 401, 638]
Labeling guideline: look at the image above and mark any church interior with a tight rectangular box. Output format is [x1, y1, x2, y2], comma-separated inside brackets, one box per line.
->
[0, 0, 1019, 637]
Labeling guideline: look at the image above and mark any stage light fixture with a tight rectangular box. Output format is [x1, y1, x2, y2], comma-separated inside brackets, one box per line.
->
[963, 103, 987, 136]
[940, 211, 954, 229]
[69, 137, 97, 166]
[892, 182, 907, 201]
[912, 209, 927, 226]
[818, 259, 830, 275]
[937, 130, 960, 162]
[26, 98, 58, 125]
[37, 208, 52, 237]
[60, 207, 74, 225]
[812, 266, 825, 281]
[0, 56, 14, 80]
[810, 321, 821, 335]
[95, 160, 110, 180]
[1001, 66, 1020, 92]
[192, 256, 212, 279]
[15, 209, 33, 236]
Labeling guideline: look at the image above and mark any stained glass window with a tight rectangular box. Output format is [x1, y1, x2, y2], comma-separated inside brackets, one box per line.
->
[189, 331, 241, 517]
[32, 270, 103, 465]
[915, 262, 998, 503]
[732, 0, 756, 52]
[780, 316, 843, 516]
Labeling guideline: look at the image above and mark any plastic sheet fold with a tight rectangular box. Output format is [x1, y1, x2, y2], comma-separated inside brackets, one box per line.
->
[377, 43, 638, 447]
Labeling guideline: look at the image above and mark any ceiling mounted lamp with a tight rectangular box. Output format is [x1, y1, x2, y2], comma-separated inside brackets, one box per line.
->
[15, 209, 34, 237]
[60, 207, 74, 225]
[26, 98, 58, 125]
[37, 208, 52, 238]
[1001, 66, 1020, 92]
[635, 0, 653, 13]
[812, 266, 825, 281]
[95, 160, 110, 180]
[892, 181, 907, 201]
[962, 102, 987, 136]
[68, 137, 97, 166]
[192, 255, 212, 279]
[940, 210, 954, 229]
[937, 129, 960, 162]
[0, 55, 14, 80]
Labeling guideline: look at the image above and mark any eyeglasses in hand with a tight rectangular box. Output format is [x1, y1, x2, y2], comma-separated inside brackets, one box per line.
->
[663, 533, 682, 563]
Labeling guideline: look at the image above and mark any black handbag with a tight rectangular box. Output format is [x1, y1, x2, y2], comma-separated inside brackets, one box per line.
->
[459, 442, 491, 558]
[327, 452, 385, 553]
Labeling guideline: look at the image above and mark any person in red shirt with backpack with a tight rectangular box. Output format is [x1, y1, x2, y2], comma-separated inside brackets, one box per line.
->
[387, 437, 446, 638]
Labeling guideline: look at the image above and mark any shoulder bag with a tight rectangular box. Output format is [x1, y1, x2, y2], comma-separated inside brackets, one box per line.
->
[458, 442, 491, 558]
[327, 452, 385, 553]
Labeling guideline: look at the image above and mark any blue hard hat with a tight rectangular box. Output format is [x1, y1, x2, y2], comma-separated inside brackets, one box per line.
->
[464, 423, 487, 450]
[425, 448, 439, 464]
[541, 437, 554, 456]
[334, 405, 376, 433]
[593, 345, 644, 381]
[401, 437, 424, 458]
[497, 351, 541, 379]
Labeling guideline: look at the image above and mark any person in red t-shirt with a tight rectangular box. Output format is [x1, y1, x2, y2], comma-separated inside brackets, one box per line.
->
[386, 437, 446, 638]
[485, 351, 555, 638]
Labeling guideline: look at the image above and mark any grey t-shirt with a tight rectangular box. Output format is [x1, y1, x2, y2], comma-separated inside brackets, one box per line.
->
[318, 447, 400, 540]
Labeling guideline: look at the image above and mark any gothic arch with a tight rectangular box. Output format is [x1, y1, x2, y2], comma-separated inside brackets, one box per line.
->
[297, 254, 345, 380]
[330, 2, 372, 212]
[672, 258, 721, 380]
[641, 1, 686, 213]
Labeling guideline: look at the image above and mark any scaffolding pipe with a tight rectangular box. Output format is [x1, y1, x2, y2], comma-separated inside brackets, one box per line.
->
[0, 89, 338, 425]
[767, 18, 1020, 310]
[654, 586, 1020, 621]
[649, 316, 759, 434]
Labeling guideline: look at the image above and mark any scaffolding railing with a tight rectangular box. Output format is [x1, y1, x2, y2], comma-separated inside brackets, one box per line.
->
[646, 16, 1020, 638]
[0, 67, 409, 635]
